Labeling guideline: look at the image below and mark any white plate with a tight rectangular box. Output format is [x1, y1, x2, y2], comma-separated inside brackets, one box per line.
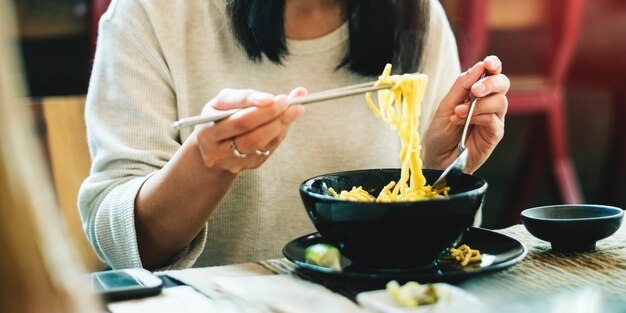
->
[357, 283, 485, 313]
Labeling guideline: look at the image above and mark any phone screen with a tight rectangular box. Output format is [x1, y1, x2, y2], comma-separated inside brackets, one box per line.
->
[89, 268, 163, 301]
[92, 271, 144, 291]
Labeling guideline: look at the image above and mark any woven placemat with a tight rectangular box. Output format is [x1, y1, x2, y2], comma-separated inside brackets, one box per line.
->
[459, 224, 626, 301]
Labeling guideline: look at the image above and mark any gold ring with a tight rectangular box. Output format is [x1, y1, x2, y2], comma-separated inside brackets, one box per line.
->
[230, 139, 247, 158]
[255, 149, 271, 156]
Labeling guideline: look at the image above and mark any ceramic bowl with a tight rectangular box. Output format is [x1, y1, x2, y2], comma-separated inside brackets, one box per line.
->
[299, 168, 487, 269]
[521, 204, 624, 251]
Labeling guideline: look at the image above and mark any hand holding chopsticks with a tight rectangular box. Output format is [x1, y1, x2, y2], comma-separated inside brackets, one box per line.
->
[172, 81, 392, 129]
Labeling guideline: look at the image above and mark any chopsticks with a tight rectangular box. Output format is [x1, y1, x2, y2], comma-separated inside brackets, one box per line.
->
[172, 81, 392, 129]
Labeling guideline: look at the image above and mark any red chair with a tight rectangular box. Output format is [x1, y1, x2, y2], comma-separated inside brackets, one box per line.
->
[567, 0, 626, 207]
[442, 0, 586, 224]
[90, 0, 112, 56]
[441, 0, 488, 72]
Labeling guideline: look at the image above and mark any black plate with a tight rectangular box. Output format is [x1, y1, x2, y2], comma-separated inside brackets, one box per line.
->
[283, 227, 527, 283]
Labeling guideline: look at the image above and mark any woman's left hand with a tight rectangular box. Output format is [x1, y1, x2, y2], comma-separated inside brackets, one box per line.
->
[423, 55, 509, 173]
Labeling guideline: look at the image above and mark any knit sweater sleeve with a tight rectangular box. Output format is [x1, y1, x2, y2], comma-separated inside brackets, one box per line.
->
[78, 0, 206, 270]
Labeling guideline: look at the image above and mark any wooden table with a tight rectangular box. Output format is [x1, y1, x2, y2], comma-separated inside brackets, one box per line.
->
[108, 222, 626, 312]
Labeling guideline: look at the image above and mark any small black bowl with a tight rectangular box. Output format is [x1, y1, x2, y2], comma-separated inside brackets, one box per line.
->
[521, 204, 624, 252]
[299, 168, 487, 269]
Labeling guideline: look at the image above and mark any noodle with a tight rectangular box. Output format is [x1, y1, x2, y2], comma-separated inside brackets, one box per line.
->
[449, 244, 482, 266]
[331, 64, 449, 202]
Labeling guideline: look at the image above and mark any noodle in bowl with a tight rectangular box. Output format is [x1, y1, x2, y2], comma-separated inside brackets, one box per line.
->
[299, 168, 488, 269]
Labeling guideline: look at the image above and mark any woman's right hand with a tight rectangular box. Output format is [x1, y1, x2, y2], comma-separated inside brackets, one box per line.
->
[136, 87, 306, 269]
[194, 88, 307, 173]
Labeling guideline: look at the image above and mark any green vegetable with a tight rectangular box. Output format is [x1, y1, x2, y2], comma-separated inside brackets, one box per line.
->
[304, 243, 341, 271]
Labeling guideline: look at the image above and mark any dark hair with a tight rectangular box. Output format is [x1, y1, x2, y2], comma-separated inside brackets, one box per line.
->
[227, 0, 430, 76]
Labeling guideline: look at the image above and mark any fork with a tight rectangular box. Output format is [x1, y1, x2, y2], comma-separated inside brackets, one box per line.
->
[431, 72, 486, 190]
[172, 82, 392, 129]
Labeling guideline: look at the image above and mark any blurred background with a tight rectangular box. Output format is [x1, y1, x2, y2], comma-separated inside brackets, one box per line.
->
[441, 0, 626, 228]
[13, 0, 626, 258]
[16, 0, 90, 95]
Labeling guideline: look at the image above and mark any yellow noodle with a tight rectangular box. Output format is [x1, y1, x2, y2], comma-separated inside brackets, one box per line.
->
[332, 64, 449, 202]
[449, 244, 482, 266]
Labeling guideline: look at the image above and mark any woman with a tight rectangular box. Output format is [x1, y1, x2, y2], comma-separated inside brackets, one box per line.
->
[80, 0, 509, 270]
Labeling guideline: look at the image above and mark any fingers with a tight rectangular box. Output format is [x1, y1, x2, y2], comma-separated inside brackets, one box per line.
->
[450, 111, 504, 133]
[210, 95, 290, 141]
[471, 73, 510, 98]
[447, 55, 507, 103]
[200, 103, 302, 173]
[195, 87, 306, 174]
[451, 93, 508, 122]
[208, 89, 274, 111]
[230, 102, 304, 153]
[446, 61, 487, 104]
[289, 87, 308, 98]
[206, 87, 308, 141]
[453, 56, 509, 122]
[483, 55, 503, 75]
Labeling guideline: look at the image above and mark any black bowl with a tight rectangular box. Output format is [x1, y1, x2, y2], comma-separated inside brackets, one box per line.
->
[521, 204, 624, 252]
[299, 168, 488, 269]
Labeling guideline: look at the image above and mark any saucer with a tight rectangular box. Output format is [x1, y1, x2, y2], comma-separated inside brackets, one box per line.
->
[282, 227, 527, 283]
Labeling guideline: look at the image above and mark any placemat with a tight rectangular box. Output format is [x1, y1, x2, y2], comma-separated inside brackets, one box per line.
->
[460, 223, 626, 301]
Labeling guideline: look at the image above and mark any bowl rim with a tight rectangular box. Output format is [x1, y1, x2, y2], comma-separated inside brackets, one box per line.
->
[299, 168, 488, 204]
[521, 204, 624, 222]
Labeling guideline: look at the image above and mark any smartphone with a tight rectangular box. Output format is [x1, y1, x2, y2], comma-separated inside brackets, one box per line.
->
[90, 268, 164, 302]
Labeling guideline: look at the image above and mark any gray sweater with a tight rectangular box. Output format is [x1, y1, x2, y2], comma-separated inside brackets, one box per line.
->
[79, 0, 460, 270]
